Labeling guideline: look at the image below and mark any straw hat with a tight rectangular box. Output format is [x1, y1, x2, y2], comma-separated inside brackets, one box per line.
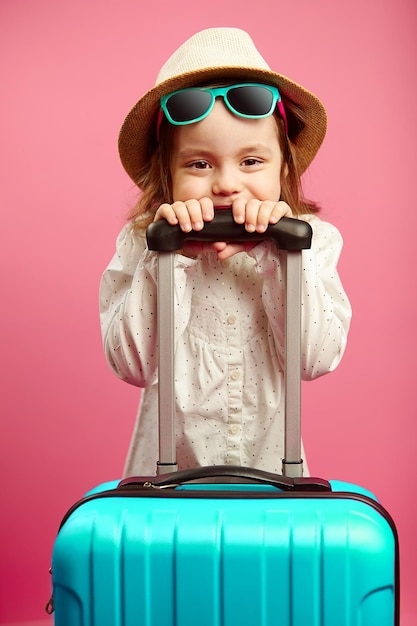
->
[118, 27, 327, 183]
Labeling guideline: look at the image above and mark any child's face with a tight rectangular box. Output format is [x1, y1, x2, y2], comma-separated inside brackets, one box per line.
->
[169, 100, 283, 207]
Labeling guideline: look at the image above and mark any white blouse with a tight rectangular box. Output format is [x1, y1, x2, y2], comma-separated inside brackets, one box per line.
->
[99, 214, 351, 477]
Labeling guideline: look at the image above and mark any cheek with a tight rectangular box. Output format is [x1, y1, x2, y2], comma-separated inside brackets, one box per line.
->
[171, 170, 209, 202]
[169, 166, 185, 201]
[263, 169, 282, 201]
[171, 174, 190, 202]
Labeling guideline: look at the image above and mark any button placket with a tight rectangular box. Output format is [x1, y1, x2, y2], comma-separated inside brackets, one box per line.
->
[224, 309, 243, 464]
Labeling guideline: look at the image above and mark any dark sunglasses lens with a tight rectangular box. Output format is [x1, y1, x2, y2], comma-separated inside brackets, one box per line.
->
[166, 90, 213, 123]
[227, 85, 274, 116]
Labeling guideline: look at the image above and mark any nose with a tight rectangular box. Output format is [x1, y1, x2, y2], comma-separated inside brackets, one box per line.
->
[212, 165, 242, 198]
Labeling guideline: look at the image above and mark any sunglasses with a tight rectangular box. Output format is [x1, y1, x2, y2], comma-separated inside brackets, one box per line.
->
[158, 83, 288, 135]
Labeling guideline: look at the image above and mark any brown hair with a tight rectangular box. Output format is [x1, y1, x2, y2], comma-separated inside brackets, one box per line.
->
[127, 93, 320, 233]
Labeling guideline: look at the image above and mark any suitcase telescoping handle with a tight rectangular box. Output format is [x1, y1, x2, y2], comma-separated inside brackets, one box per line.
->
[146, 210, 313, 478]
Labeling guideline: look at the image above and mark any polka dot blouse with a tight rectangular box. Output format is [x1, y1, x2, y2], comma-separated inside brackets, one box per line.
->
[99, 214, 351, 477]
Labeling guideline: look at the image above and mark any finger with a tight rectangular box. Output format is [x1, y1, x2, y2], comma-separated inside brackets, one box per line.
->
[243, 198, 263, 233]
[231, 197, 246, 225]
[171, 200, 203, 232]
[216, 243, 242, 260]
[183, 241, 223, 257]
[199, 197, 215, 223]
[254, 200, 277, 232]
[170, 202, 192, 232]
[211, 241, 228, 253]
[154, 203, 179, 225]
[184, 199, 205, 231]
[215, 242, 255, 260]
[269, 200, 294, 223]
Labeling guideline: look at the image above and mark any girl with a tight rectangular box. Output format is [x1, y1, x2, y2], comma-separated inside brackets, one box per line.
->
[100, 28, 352, 477]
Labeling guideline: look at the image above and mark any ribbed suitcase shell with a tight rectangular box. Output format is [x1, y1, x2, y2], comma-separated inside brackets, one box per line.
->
[50, 479, 398, 626]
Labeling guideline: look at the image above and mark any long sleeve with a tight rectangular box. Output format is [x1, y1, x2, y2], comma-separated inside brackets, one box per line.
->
[99, 224, 198, 387]
[250, 214, 351, 380]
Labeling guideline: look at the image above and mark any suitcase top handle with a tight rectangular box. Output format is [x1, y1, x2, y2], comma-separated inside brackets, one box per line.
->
[146, 209, 312, 252]
[119, 465, 331, 492]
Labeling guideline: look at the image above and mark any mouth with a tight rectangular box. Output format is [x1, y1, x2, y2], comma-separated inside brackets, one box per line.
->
[214, 205, 232, 211]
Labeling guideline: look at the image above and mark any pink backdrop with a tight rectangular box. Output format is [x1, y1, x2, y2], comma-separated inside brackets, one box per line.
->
[1, 0, 416, 623]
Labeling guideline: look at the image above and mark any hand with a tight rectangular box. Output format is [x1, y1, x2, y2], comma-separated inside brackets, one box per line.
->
[153, 198, 294, 260]
[154, 198, 214, 233]
[216, 199, 294, 259]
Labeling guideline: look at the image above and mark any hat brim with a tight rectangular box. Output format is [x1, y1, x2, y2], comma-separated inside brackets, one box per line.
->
[118, 66, 327, 183]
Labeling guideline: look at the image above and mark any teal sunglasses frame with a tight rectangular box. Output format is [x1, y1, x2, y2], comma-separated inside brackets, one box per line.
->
[158, 83, 288, 135]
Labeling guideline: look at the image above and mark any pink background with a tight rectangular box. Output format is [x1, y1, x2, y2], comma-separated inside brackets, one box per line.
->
[1, 0, 416, 623]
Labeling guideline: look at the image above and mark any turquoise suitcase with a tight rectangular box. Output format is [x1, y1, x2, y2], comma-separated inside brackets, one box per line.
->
[47, 214, 399, 624]
[47, 469, 398, 625]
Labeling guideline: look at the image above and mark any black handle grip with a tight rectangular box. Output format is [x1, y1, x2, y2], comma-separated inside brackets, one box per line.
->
[119, 465, 331, 492]
[146, 209, 312, 252]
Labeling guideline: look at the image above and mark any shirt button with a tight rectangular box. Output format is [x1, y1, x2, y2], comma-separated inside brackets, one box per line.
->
[229, 424, 240, 435]
[230, 370, 240, 381]
[227, 315, 237, 326]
